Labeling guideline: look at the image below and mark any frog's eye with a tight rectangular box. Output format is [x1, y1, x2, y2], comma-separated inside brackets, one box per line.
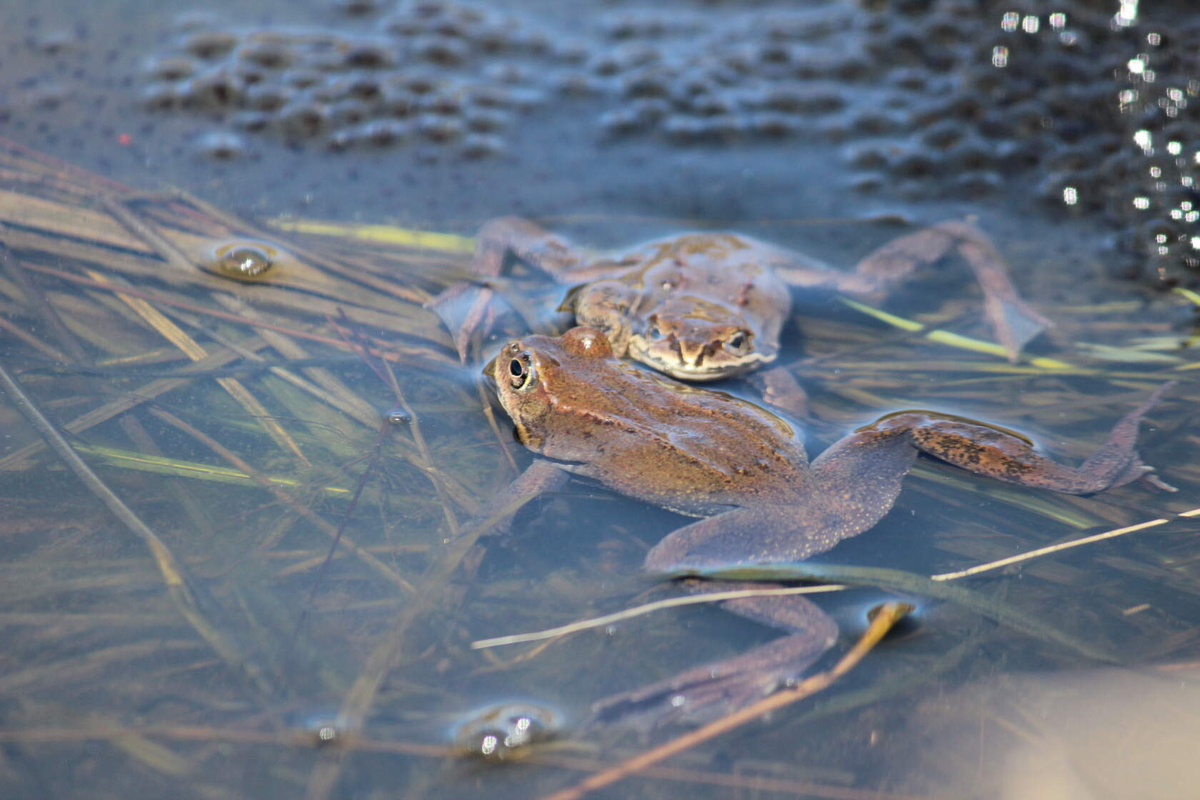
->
[508, 353, 536, 391]
[726, 331, 751, 354]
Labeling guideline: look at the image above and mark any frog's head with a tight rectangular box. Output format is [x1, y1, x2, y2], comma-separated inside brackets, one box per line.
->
[484, 327, 615, 451]
[627, 313, 775, 381]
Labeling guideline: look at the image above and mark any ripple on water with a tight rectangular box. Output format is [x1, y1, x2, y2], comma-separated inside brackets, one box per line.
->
[451, 701, 562, 761]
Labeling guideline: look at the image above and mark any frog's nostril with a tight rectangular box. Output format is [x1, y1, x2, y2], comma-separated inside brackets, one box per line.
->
[677, 339, 706, 366]
[651, 315, 674, 340]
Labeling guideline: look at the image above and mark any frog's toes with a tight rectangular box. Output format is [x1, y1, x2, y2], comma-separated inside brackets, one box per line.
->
[1141, 469, 1178, 493]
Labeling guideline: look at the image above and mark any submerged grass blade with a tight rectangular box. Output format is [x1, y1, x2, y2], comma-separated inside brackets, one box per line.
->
[669, 562, 1118, 664]
[0, 357, 277, 697]
[782, 626, 985, 731]
[301, 420, 391, 613]
[1173, 287, 1200, 307]
[111, 733, 193, 777]
[91, 268, 311, 465]
[269, 217, 475, 254]
[0, 336, 275, 471]
[911, 464, 1104, 528]
[0, 242, 87, 361]
[77, 443, 351, 495]
[148, 406, 415, 595]
[838, 297, 1074, 368]
[1074, 343, 1184, 364]
[540, 602, 911, 800]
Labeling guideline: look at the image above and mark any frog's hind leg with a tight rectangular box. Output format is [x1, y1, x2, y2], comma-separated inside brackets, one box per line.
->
[469, 217, 586, 280]
[771, 220, 1051, 362]
[427, 217, 585, 360]
[869, 382, 1175, 495]
[929, 220, 1053, 360]
[855, 220, 1053, 360]
[645, 431, 921, 571]
[588, 590, 837, 732]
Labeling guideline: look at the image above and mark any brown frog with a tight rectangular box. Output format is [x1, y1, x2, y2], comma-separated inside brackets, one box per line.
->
[484, 326, 1172, 729]
[443, 217, 1051, 391]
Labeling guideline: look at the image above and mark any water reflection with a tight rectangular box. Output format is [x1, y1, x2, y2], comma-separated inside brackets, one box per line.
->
[208, 240, 277, 278]
[891, 666, 1200, 799]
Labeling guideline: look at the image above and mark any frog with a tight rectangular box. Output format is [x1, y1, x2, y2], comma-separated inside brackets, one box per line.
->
[438, 217, 1051, 406]
[483, 326, 1172, 729]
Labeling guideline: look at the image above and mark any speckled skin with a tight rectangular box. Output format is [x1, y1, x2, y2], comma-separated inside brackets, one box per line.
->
[490, 327, 1167, 567]
[455, 217, 1052, 389]
[567, 232, 793, 380]
[469, 217, 794, 381]
[487, 327, 1170, 727]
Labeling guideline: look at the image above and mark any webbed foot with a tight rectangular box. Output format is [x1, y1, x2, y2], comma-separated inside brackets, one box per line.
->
[589, 591, 837, 732]
[855, 220, 1052, 361]
[869, 382, 1175, 494]
[427, 217, 584, 361]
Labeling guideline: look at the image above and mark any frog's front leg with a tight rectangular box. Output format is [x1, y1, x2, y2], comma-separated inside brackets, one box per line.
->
[647, 428, 922, 571]
[429, 217, 587, 361]
[769, 220, 1052, 361]
[589, 590, 838, 731]
[459, 458, 571, 539]
[750, 366, 810, 417]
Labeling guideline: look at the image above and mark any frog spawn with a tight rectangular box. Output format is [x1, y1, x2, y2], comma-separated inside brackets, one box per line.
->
[588, 2, 1200, 285]
[139, 0, 582, 161]
[134, 0, 1200, 284]
[854, 2, 1200, 286]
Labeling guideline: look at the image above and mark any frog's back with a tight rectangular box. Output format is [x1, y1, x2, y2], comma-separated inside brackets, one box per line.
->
[536, 361, 809, 513]
[494, 328, 810, 513]
[611, 233, 788, 291]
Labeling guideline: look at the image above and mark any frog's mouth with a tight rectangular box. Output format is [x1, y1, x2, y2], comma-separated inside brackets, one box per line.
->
[627, 336, 772, 381]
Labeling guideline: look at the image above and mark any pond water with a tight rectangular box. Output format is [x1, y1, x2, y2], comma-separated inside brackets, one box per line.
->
[1, 1, 1198, 798]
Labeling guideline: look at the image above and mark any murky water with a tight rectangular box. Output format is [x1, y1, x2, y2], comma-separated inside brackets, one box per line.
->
[1, 2, 1199, 799]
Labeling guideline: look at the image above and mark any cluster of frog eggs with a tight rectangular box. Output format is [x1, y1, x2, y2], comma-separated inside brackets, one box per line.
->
[586, 0, 1200, 283]
[588, 0, 1200, 222]
[1083, 33, 1200, 286]
[836, 4, 1099, 198]
[142, 1, 896, 158]
[544, 5, 1087, 195]
[583, 10, 874, 146]
[140, 0, 583, 160]
[851, 1, 1200, 285]
[138, 0, 1200, 283]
